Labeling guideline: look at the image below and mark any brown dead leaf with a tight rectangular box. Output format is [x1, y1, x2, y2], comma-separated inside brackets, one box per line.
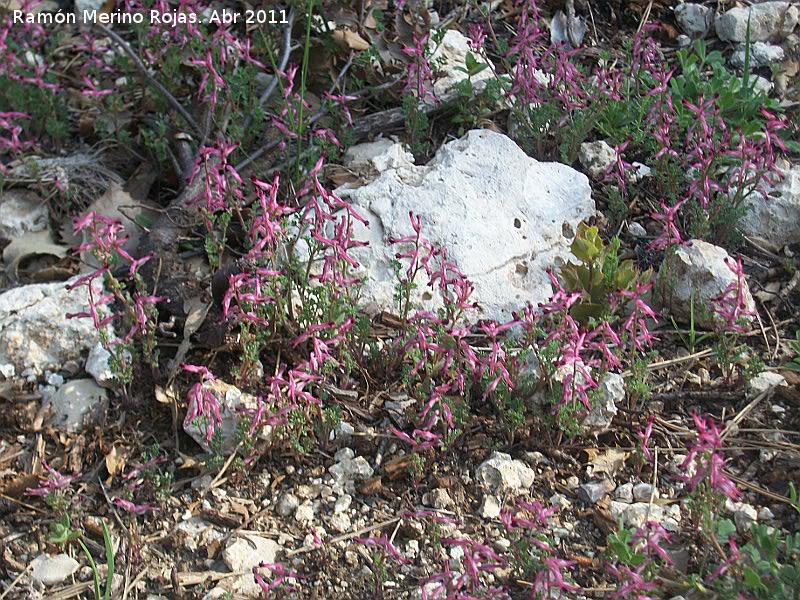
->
[105, 445, 130, 477]
[0, 473, 39, 498]
[383, 455, 413, 479]
[358, 476, 383, 495]
[585, 448, 630, 479]
[331, 28, 371, 51]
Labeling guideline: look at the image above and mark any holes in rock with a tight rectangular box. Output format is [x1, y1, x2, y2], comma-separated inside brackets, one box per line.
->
[514, 218, 522, 229]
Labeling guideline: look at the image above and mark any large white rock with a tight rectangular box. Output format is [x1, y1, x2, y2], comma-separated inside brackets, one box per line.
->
[578, 140, 615, 179]
[0, 189, 49, 240]
[44, 378, 108, 433]
[0, 276, 105, 379]
[582, 373, 623, 435]
[657, 240, 756, 328]
[674, 3, 712, 37]
[428, 30, 493, 98]
[729, 41, 785, 68]
[475, 451, 535, 492]
[183, 379, 271, 453]
[335, 130, 594, 322]
[739, 164, 800, 249]
[30, 553, 80, 586]
[715, 2, 799, 42]
[222, 534, 281, 598]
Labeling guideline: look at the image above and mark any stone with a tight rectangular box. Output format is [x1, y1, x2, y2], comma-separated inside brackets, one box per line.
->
[334, 494, 352, 514]
[0, 276, 106, 379]
[578, 479, 615, 504]
[428, 30, 494, 97]
[758, 507, 775, 520]
[329, 512, 352, 533]
[578, 140, 615, 179]
[426, 488, 454, 510]
[625, 503, 664, 529]
[633, 483, 658, 502]
[294, 501, 316, 523]
[657, 240, 756, 328]
[734, 504, 758, 532]
[276, 493, 300, 517]
[475, 451, 536, 493]
[84, 342, 117, 388]
[676, 34, 692, 47]
[183, 379, 271, 453]
[329, 454, 373, 483]
[334, 130, 594, 322]
[549, 493, 571, 511]
[582, 373, 623, 435]
[44, 378, 108, 433]
[740, 164, 800, 249]
[615, 483, 634, 503]
[478, 494, 502, 519]
[748, 371, 787, 397]
[343, 139, 414, 174]
[752, 75, 774, 95]
[334, 421, 355, 442]
[0, 189, 48, 239]
[675, 3, 712, 37]
[334, 447, 355, 461]
[222, 535, 281, 598]
[176, 518, 224, 552]
[628, 222, 647, 238]
[628, 162, 652, 183]
[609, 500, 629, 522]
[715, 2, 799, 42]
[30, 553, 80, 586]
[730, 42, 785, 68]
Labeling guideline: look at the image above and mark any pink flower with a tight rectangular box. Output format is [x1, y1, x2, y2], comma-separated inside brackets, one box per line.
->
[679, 411, 741, 501]
[637, 416, 655, 464]
[112, 497, 158, 515]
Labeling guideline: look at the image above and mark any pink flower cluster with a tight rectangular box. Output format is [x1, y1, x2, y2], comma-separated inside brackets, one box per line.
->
[710, 256, 755, 333]
[66, 214, 166, 347]
[679, 411, 741, 501]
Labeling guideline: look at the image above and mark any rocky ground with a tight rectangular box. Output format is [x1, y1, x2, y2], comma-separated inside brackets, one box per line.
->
[1, 0, 800, 599]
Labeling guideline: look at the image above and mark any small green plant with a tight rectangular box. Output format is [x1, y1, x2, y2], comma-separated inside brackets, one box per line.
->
[49, 514, 115, 600]
[560, 222, 652, 323]
[671, 293, 714, 354]
[783, 330, 800, 373]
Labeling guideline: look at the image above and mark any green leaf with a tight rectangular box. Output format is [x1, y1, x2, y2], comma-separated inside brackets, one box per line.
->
[743, 566, 763, 588]
[715, 518, 737, 539]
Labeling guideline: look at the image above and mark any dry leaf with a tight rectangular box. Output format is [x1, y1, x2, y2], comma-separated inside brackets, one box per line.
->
[2, 230, 70, 283]
[105, 445, 130, 477]
[586, 448, 630, 478]
[331, 28, 370, 51]
[358, 476, 383, 495]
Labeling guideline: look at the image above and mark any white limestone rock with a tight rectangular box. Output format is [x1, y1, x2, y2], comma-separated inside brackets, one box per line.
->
[578, 140, 615, 179]
[428, 30, 494, 97]
[183, 379, 272, 453]
[30, 553, 79, 586]
[582, 373, 623, 435]
[222, 535, 281, 598]
[0, 189, 49, 239]
[0, 276, 106, 379]
[675, 3, 713, 37]
[44, 378, 108, 433]
[730, 41, 785, 68]
[335, 129, 594, 322]
[739, 164, 800, 249]
[475, 451, 535, 493]
[657, 240, 756, 328]
[715, 2, 799, 42]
